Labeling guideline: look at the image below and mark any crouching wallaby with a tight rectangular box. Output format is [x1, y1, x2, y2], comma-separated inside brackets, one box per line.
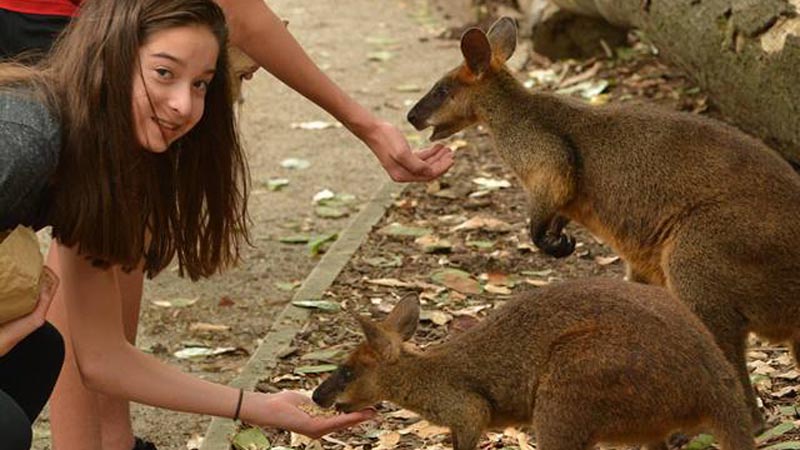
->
[406, 17, 800, 431]
[313, 279, 754, 450]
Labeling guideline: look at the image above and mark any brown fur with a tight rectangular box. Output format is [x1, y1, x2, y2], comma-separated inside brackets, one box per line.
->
[406, 17, 800, 430]
[313, 279, 755, 450]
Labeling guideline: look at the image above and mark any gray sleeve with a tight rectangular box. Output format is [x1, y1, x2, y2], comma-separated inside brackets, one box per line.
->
[0, 120, 59, 216]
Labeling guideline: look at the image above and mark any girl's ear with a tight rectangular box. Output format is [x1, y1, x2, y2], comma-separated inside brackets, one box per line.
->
[487, 16, 517, 62]
[461, 27, 492, 76]
[383, 297, 419, 341]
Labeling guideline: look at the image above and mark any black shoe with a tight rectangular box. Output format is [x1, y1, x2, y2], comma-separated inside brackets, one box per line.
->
[133, 437, 158, 450]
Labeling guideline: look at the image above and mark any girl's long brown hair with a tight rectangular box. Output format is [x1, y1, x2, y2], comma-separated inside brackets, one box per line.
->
[0, 0, 249, 280]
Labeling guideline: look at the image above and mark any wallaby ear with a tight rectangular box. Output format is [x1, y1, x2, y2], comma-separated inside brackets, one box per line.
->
[461, 27, 492, 76]
[355, 314, 399, 361]
[487, 17, 517, 62]
[383, 297, 419, 341]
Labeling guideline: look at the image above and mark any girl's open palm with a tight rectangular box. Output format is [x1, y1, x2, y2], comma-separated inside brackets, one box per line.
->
[253, 391, 376, 439]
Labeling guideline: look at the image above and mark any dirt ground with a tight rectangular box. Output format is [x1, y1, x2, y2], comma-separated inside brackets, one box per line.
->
[32, 0, 800, 449]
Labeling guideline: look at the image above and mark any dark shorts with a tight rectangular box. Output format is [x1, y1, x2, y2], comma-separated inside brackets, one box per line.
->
[0, 8, 71, 62]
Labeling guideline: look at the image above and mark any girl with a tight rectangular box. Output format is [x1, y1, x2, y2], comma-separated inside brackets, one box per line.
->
[0, 1, 374, 449]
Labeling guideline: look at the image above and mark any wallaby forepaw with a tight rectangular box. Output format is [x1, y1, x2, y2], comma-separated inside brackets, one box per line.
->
[536, 233, 576, 258]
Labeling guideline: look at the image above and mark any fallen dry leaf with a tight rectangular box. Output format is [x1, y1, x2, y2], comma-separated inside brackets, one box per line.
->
[375, 431, 401, 450]
[399, 420, 450, 439]
[451, 216, 512, 233]
[385, 409, 420, 420]
[524, 278, 551, 287]
[366, 278, 414, 288]
[189, 322, 230, 332]
[594, 255, 620, 266]
[484, 284, 513, 295]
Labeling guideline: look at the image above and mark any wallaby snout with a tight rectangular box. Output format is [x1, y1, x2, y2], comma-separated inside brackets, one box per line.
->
[312, 298, 420, 413]
[406, 101, 429, 131]
[311, 369, 343, 408]
[406, 18, 518, 142]
[407, 77, 478, 141]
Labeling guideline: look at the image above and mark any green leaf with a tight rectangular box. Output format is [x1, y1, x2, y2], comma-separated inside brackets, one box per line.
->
[292, 299, 341, 312]
[308, 233, 338, 255]
[314, 205, 349, 219]
[521, 269, 554, 277]
[317, 193, 356, 207]
[279, 235, 311, 244]
[232, 427, 270, 450]
[300, 348, 346, 362]
[467, 240, 494, 249]
[265, 178, 289, 191]
[294, 364, 339, 375]
[684, 434, 715, 450]
[757, 422, 797, 443]
[764, 443, 800, 450]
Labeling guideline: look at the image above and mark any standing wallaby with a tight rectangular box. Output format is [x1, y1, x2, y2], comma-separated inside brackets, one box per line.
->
[406, 17, 800, 431]
[312, 279, 755, 450]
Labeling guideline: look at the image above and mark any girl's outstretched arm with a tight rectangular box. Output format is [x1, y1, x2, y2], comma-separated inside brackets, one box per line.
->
[214, 0, 453, 182]
[55, 243, 373, 435]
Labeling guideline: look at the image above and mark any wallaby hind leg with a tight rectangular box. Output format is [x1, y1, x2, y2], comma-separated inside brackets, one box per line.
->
[665, 267, 764, 433]
[693, 311, 762, 433]
[643, 441, 668, 450]
[533, 428, 591, 450]
[450, 396, 491, 450]
[709, 394, 757, 450]
[792, 337, 800, 367]
[451, 428, 482, 450]
[533, 396, 592, 450]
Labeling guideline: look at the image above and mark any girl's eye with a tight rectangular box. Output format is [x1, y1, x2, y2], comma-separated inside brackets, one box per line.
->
[155, 68, 173, 79]
[193, 79, 211, 92]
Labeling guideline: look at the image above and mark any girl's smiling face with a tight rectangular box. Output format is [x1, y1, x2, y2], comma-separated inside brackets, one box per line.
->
[132, 25, 219, 153]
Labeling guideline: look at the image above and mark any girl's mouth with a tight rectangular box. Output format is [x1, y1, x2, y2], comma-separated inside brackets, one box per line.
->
[153, 117, 179, 131]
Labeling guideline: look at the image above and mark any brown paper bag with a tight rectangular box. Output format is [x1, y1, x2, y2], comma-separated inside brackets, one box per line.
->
[0, 225, 43, 324]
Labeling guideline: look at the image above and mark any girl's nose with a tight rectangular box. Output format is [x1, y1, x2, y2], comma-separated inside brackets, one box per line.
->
[167, 85, 193, 118]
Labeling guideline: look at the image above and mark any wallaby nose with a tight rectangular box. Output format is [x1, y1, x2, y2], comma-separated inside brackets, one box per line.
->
[311, 385, 327, 407]
[407, 106, 427, 131]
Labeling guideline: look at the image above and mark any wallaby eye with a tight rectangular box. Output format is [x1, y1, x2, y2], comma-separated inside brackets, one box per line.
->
[432, 83, 450, 100]
[338, 366, 354, 381]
